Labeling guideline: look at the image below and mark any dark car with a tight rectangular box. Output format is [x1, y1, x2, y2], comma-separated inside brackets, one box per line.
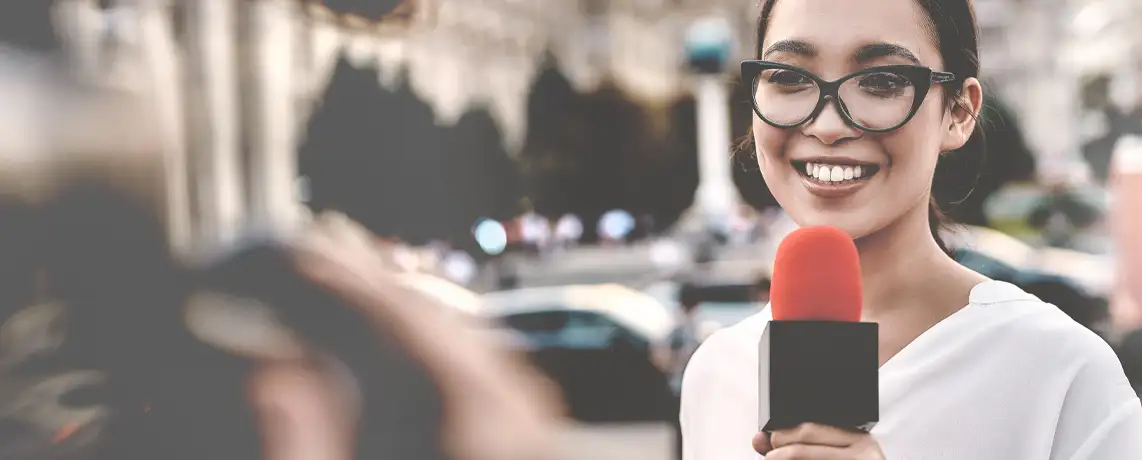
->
[482, 285, 678, 423]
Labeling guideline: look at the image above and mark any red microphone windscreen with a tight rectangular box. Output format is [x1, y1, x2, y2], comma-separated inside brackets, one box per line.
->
[770, 226, 863, 321]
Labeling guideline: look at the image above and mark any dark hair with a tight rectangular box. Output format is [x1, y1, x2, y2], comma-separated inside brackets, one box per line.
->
[747, 0, 985, 254]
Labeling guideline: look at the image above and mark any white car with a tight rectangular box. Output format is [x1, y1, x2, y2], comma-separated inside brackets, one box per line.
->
[642, 279, 767, 339]
[483, 284, 674, 359]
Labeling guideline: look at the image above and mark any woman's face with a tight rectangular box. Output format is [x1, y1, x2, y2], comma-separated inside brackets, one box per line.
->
[753, 0, 980, 239]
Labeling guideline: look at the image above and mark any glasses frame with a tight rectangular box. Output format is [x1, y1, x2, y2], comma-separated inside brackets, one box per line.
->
[740, 60, 958, 133]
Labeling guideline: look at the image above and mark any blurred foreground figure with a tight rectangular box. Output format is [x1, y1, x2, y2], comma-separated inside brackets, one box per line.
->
[0, 46, 560, 460]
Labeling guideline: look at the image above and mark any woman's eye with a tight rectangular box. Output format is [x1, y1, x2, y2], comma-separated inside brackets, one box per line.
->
[858, 73, 911, 94]
[768, 70, 809, 86]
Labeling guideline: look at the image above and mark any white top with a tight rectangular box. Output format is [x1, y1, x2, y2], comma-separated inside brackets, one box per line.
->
[680, 280, 1142, 460]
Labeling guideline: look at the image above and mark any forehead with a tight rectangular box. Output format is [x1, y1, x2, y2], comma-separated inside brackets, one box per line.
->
[763, 0, 940, 67]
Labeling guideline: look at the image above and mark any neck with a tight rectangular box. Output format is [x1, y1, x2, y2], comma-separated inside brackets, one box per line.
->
[854, 201, 960, 318]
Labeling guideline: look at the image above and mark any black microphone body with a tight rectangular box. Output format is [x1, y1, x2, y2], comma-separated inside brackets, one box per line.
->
[758, 320, 879, 432]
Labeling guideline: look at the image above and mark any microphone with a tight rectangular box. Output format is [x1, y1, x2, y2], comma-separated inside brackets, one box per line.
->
[759, 226, 879, 432]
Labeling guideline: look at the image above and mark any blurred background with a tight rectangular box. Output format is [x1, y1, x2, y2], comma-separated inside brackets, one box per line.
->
[2, 0, 1141, 458]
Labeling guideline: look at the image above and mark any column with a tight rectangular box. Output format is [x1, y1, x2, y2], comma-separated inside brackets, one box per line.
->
[133, 0, 193, 254]
[694, 75, 736, 227]
[686, 16, 738, 233]
[244, 0, 301, 229]
[185, 0, 245, 246]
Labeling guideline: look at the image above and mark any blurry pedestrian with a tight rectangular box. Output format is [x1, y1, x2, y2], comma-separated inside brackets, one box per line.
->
[668, 283, 703, 393]
[553, 213, 583, 250]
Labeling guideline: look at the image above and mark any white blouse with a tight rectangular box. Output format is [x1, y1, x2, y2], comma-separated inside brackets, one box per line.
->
[680, 280, 1142, 460]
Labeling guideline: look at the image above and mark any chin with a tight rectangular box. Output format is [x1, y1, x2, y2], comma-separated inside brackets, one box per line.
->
[784, 206, 882, 241]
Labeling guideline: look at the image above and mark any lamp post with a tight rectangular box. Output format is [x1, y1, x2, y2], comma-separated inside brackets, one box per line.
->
[684, 16, 737, 238]
[243, 0, 301, 230]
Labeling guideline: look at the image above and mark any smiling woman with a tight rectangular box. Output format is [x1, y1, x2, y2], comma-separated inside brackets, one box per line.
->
[680, 0, 1142, 459]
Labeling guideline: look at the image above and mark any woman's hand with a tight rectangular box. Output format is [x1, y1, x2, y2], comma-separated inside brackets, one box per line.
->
[753, 423, 885, 459]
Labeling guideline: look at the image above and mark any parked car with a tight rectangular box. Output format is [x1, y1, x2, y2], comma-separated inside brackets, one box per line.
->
[482, 284, 677, 422]
[642, 278, 767, 339]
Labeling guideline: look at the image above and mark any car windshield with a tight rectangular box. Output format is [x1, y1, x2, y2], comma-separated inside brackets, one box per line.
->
[499, 309, 647, 350]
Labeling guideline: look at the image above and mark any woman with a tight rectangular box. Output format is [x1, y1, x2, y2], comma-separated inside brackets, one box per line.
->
[679, 0, 1142, 459]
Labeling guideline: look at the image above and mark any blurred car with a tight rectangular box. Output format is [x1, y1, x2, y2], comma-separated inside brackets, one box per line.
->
[394, 272, 533, 348]
[984, 184, 1111, 254]
[947, 225, 1114, 297]
[643, 277, 767, 339]
[481, 284, 678, 422]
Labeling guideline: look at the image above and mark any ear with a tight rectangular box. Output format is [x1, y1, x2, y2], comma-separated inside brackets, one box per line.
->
[940, 77, 983, 152]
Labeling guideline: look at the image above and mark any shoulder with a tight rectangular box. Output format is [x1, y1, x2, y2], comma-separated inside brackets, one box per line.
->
[997, 292, 1128, 392]
[972, 282, 1141, 455]
[970, 281, 1114, 363]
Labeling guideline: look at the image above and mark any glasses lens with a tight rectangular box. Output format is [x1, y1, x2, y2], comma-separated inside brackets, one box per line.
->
[752, 68, 820, 126]
[838, 71, 917, 130]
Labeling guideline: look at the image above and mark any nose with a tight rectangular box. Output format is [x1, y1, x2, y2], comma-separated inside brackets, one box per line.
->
[801, 97, 861, 145]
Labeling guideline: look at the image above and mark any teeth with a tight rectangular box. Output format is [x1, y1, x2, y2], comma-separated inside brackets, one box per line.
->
[829, 166, 844, 182]
[803, 162, 870, 183]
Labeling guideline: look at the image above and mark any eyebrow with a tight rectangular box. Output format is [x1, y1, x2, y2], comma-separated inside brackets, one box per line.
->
[762, 40, 922, 66]
[854, 43, 921, 65]
[762, 40, 817, 59]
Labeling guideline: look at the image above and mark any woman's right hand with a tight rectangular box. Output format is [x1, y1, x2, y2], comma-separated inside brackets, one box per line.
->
[753, 424, 885, 460]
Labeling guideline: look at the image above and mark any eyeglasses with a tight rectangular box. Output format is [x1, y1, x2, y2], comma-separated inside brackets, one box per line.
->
[740, 60, 957, 133]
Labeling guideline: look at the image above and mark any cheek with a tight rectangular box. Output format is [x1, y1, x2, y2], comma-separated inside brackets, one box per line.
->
[882, 109, 945, 174]
[752, 120, 791, 175]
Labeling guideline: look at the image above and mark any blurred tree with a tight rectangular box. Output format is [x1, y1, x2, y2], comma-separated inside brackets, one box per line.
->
[301, 58, 523, 246]
[300, 58, 448, 244]
[441, 110, 525, 250]
[550, 83, 647, 240]
[520, 65, 588, 218]
[520, 64, 699, 240]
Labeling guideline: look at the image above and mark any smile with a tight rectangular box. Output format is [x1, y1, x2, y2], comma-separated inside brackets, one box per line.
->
[791, 160, 881, 198]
